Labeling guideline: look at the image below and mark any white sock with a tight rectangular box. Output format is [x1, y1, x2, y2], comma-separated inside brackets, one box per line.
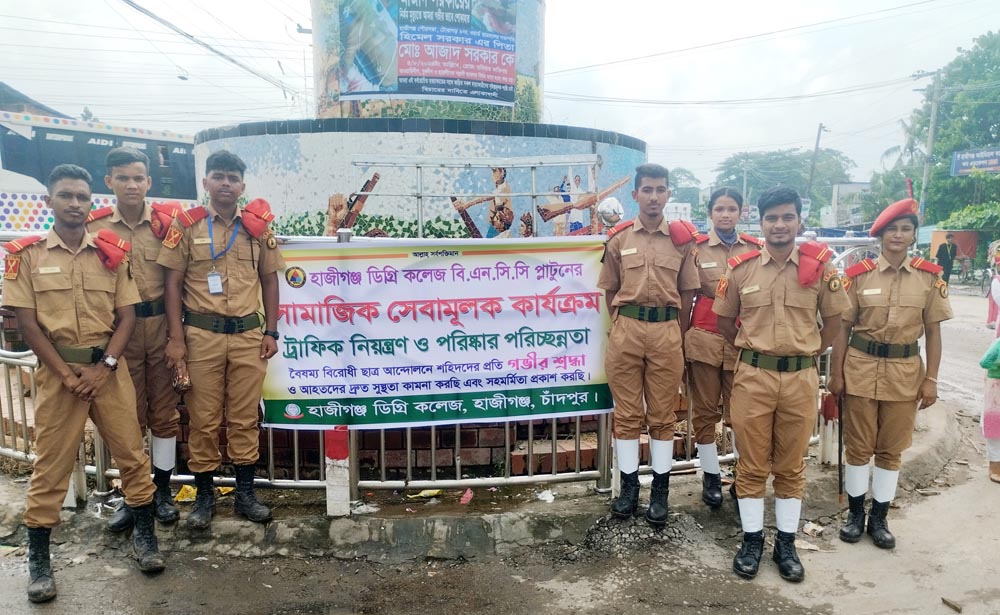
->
[871, 466, 900, 503]
[987, 438, 1000, 462]
[775, 497, 802, 533]
[739, 498, 765, 533]
[649, 438, 674, 474]
[614, 439, 640, 474]
[697, 443, 720, 475]
[845, 463, 871, 498]
[151, 436, 176, 472]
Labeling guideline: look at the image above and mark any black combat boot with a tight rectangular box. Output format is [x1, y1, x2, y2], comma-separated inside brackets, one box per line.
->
[610, 470, 639, 518]
[186, 471, 215, 530]
[839, 495, 866, 543]
[152, 467, 180, 524]
[867, 500, 896, 549]
[26, 527, 56, 603]
[234, 465, 272, 523]
[732, 530, 765, 580]
[702, 472, 723, 509]
[772, 530, 805, 582]
[130, 503, 166, 573]
[645, 471, 670, 527]
[106, 500, 133, 532]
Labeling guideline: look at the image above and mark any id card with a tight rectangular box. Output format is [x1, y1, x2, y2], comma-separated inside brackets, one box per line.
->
[207, 270, 224, 295]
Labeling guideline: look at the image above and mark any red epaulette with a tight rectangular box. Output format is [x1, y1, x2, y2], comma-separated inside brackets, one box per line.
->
[909, 256, 944, 276]
[3, 235, 42, 280]
[85, 206, 114, 224]
[93, 229, 131, 271]
[668, 219, 701, 246]
[177, 206, 208, 228]
[3, 235, 43, 254]
[606, 220, 634, 240]
[727, 250, 761, 269]
[739, 233, 765, 247]
[694, 232, 709, 245]
[845, 258, 877, 279]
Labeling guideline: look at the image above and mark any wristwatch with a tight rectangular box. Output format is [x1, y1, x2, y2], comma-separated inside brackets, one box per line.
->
[263, 330, 280, 340]
[102, 354, 119, 371]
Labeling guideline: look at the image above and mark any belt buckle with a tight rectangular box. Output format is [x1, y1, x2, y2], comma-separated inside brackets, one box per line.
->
[877, 344, 889, 358]
[648, 307, 659, 322]
[776, 357, 789, 371]
[235, 318, 247, 333]
[222, 319, 237, 334]
[90, 347, 104, 364]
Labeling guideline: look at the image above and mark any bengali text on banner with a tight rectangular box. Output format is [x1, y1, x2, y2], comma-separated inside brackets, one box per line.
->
[262, 237, 613, 429]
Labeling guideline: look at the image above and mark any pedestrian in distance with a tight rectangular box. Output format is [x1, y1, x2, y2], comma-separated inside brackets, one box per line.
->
[714, 187, 850, 583]
[3, 164, 165, 603]
[598, 163, 701, 528]
[684, 187, 763, 510]
[88, 147, 183, 531]
[829, 198, 952, 549]
[934, 232, 958, 284]
[157, 150, 285, 530]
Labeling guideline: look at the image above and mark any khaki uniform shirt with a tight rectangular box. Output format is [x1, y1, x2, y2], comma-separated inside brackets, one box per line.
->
[156, 204, 285, 317]
[685, 230, 759, 368]
[713, 246, 850, 356]
[88, 205, 165, 302]
[843, 257, 953, 400]
[2, 231, 140, 347]
[597, 220, 700, 310]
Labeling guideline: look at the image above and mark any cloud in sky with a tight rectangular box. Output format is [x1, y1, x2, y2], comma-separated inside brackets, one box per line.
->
[1, 0, 996, 186]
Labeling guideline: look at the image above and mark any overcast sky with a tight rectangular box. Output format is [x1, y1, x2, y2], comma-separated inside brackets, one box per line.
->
[2, 0, 996, 186]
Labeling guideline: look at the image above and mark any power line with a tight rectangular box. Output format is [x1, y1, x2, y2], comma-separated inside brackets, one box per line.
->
[546, 0, 973, 76]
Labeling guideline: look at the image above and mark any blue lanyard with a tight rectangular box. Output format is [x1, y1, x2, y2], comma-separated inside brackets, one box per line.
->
[207, 217, 242, 261]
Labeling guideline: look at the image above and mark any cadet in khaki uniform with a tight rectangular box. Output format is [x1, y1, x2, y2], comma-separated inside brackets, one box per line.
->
[684, 187, 762, 509]
[157, 150, 284, 529]
[3, 164, 164, 603]
[829, 198, 951, 549]
[88, 147, 182, 530]
[598, 163, 700, 528]
[714, 187, 850, 583]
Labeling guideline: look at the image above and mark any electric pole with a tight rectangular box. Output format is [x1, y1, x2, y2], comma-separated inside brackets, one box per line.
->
[741, 156, 748, 200]
[806, 122, 829, 198]
[918, 71, 940, 218]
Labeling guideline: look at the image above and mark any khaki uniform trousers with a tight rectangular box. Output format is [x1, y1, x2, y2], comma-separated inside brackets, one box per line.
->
[26, 359, 155, 527]
[731, 363, 818, 499]
[843, 395, 916, 471]
[688, 360, 734, 445]
[605, 316, 683, 441]
[123, 313, 180, 438]
[185, 326, 266, 473]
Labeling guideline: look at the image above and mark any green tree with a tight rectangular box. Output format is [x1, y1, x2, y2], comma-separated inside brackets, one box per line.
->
[713, 148, 856, 224]
[894, 31, 1000, 223]
[669, 166, 702, 218]
[80, 106, 99, 122]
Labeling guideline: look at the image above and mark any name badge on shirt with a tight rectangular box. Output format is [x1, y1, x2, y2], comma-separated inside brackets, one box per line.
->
[207, 270, 224, 295]
[194, 237, 212, 245]
[620, 248, 638, 256]
[862, 288, 882, 296]
[741, 284, 760, 295]
[38, 266, 61, 274]
[700, 261, 718, 269]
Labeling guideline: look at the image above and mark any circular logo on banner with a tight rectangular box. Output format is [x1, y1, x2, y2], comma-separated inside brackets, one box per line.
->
[285, 266, 306, 288]
[283, 403, 303, 420]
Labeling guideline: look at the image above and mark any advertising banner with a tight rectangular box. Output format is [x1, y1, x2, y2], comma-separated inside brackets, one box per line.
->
[338, 0, 517, 106]
[263, 237, 612, 429]
[951, 147, 1000, 176]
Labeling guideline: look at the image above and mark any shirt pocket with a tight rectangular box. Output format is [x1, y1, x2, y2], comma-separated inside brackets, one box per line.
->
[896, 292, 927, 326]
[233, 236, 260, 280]
[33, 273, 73, 318]
[618, 252, 646, 298]
[81, 272, 116, 338]
[741, 289, 773, 323]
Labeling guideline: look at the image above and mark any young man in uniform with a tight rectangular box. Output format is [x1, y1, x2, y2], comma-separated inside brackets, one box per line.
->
[598, 163, 700, 527]
[829, 198, 951, 549]
[88, 147, 182, 530]
[3, 164, 165, 603]
[684, 187, 762, 509]
[714, 187, 850, 582]
[157, 150, 284, 529]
